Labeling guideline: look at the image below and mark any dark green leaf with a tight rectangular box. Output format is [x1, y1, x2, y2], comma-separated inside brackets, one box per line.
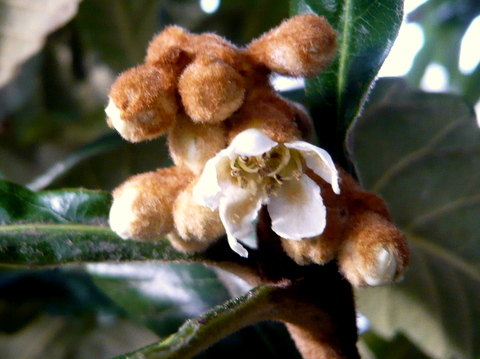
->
[0, 180, 208, 266]
[362, 331, 431, 359]
[114, 285, 276, 359]
[349, 78, 480, 359]
[0, 313, 158, 359]
[89, 263, 232, 337]
[290, 0, 403, 166]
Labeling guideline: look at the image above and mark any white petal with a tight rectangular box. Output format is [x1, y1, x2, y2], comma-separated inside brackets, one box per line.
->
[286, 141, 340, 194]
[192, 147, 234, 209]
[218, 186, 265, 257]
[192, 156, 222, 209]
[229, 129, 278, 157]
[226, 233, 249, 258]
[268, 175, 326, 240]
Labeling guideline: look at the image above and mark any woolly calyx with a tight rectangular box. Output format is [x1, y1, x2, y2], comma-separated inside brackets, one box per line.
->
[193, 129, 340, 257]
[168, 114, 228, 175]
[106, 65, 178, 142]
[247, 14, 337, 77]
[228, 90, 303, 144]
[172, 181, 226, 250]
[337, 212, 409, 287]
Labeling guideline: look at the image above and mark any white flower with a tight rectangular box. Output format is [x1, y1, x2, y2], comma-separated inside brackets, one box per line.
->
[193, 129, 340, 257]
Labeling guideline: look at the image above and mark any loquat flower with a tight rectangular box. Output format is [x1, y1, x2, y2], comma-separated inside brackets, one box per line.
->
[193, 128, 340, 257]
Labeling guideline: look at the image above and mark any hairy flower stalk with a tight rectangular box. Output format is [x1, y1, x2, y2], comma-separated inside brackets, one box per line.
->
[193, 129, 340, 257]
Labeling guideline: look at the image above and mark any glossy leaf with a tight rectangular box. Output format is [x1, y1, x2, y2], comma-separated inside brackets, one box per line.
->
[0, 180, 208, 266]
[290, 0, 403, 165]
[0, 0, 81, 88]
[349, 78, 480, 359]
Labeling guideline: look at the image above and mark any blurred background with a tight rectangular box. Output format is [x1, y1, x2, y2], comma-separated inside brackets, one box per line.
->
[0, 0, 479, 358]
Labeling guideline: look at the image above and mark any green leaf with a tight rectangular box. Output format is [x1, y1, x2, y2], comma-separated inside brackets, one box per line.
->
[114, 285, 276, 359]
[0, 180, 205, 265]
[0, 0, 81, 87]
[88, 262, 233, 338]
[362, 331, 431, 359]
[290, 0, 403, 165]
[349, 78, 480, 359]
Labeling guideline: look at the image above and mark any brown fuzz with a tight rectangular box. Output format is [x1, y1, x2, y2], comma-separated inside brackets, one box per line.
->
[179, 55, 245, 123]
[108, 65, 177, 142]
[280, 168, 409, 287]
[110, 166, 195, 240]
[173, 181, 226, 245]
[247, 14, 337, 77]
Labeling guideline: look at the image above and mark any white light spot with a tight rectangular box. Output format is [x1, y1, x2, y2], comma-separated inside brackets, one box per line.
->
[378, 23, 424, 77]
[459, 15, 480, 75]
[271, 74, 305, 91]
[356, 313, 370, 334]
[200, 0, 220, 14]
[475, 100, 480, 127]
[420, 63, 449, 92]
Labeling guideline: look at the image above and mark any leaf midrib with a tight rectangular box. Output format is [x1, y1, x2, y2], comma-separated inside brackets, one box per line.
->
[0, 223, 112, 233]
[337, 0, 354, 116]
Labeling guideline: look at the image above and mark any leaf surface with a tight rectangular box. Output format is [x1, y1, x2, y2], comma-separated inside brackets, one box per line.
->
[349, 78, 480, 359]
[88, 262, 234, 338]
[0, 180, 204, 265]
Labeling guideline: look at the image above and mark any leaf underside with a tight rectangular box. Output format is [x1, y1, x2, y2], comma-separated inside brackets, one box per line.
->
[350, 78, 480, 359]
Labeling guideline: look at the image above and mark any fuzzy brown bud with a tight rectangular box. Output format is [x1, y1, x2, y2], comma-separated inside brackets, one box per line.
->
[247, 14, 337, 77]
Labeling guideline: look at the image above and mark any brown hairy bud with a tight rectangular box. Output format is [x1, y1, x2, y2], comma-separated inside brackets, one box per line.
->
[229, 90, 303, 144]
[146, 26, 192, 68]
[179, 56, 245, 123]
[109, 167, 195, 241]
[107, 65, 178, 142]
[172, 181, 225, 247]
[247, 14, 337, 77]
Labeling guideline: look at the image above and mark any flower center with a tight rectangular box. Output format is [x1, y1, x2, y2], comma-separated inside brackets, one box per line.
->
[230, 145, 304, 195]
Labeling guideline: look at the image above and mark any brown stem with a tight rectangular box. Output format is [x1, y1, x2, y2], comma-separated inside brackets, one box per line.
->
[202, 208, 361, 358]
[271, 264, 360, 359]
